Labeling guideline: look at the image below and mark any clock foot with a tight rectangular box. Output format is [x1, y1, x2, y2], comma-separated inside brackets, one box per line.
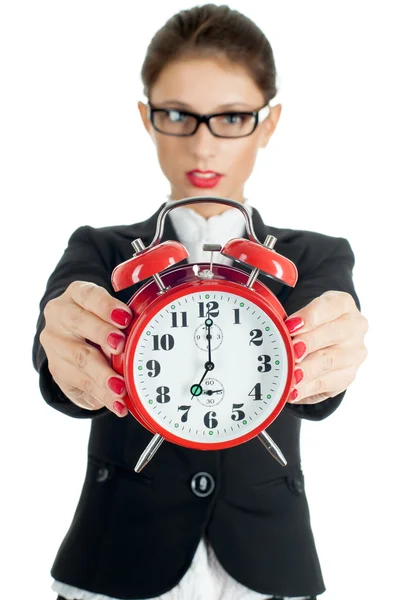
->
[134, 433, 164, 473]
[257, 430, 287, 467]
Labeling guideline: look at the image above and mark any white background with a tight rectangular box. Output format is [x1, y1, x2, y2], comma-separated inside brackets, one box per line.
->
[1, 1, 398, 599]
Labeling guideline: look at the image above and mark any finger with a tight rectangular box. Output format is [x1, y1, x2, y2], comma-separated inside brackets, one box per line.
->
[294, 342, 366, 383]
[56, 302, 127, 355]
[288, 391, 331, 406]
[58, 387, 102, 410]
[50, 358, 104, 409]
[50, 340, 129, 416]
[285, 291, 357, 336]
[288, 366, 356, 405]
[63, 384, 127, 416]
[86, 339, 112, 362]
[67, 281, 133, 328]
[53, 359, 129, 417]
[291, 312, 365, 361]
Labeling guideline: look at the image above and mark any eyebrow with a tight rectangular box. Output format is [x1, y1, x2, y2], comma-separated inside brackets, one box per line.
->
[153, 100, 255, 111]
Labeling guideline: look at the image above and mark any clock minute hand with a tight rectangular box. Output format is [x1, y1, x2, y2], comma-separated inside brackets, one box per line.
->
[191, 314, 215, 400]
[205, 315, 213, 365]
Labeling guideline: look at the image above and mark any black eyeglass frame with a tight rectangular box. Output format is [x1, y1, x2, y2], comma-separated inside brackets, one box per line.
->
[147, 102, 271, 138]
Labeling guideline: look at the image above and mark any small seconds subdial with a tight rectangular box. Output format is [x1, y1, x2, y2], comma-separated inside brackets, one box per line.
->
[198, 377, 224, 407]
[194, 322, 223, 352]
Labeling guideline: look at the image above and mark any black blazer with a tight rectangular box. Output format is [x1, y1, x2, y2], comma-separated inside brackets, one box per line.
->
[32, 202, 360, 599]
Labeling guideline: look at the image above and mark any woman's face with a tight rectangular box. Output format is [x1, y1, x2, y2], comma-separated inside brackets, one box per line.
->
[138, 56, 282, 216]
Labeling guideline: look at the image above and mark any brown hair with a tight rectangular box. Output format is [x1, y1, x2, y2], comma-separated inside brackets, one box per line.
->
[140, 4, 278, 104]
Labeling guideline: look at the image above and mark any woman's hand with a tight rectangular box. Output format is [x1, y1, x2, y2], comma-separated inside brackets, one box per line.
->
[284, 291, 368, 405]
[39, 281, 133, 417]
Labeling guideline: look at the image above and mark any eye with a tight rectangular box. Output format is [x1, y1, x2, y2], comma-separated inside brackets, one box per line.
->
[222, 113, 244, 124]
[168, 109, 187, 123]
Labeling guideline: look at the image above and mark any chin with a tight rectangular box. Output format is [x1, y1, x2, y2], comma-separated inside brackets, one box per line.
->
[187, 188, 219, 198]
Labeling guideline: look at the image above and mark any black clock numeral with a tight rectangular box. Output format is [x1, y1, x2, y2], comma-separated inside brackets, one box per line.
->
[233, 308, 241, 324]
[178, 405, 191, 423]
[171, 311, 188, 328]
[198, 301, 219, 318]
[231, 403, 245, 421]
[249, 329, 263, 346]
[152, 334, 175, 351]
[204, 411, 218, 429]
[257, 354, 272, 373]
[155, 386, 171, 403]
[248, 383, 263, 401]
[146, 360, 161, 378]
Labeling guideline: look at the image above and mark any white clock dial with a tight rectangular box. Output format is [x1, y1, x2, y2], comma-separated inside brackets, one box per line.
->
[133, 291, 288, 444]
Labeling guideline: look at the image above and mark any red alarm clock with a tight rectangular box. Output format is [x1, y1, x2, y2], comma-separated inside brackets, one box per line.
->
[111, 197, 298, 472]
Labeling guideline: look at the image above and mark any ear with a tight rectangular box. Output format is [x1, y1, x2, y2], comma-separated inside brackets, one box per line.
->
[138, 101, 152, 135]
[259, 103, 282, 148]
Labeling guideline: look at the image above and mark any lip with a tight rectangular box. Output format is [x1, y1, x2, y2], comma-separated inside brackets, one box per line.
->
[186, 170, 224, 189]
[187, 170, 222, 175]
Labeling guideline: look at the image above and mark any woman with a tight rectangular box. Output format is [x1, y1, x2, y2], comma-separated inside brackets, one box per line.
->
[33, 4, 368, 600]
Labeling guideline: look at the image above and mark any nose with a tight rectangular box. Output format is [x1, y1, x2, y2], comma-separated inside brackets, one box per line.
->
[188, 121, 217, 160]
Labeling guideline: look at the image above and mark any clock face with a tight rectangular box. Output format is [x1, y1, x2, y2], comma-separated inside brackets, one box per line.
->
[126, 286, 291, 449]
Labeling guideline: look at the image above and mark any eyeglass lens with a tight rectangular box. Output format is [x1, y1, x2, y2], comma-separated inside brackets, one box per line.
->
[152, 109, 257, 137]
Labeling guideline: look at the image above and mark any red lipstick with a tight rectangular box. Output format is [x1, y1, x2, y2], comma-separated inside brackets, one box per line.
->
[186, 170, 223, 189]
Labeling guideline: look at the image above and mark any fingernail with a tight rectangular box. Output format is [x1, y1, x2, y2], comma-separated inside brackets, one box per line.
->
[285, 317, 305, 334]
[113, 400, 127, 416]
[294, 368, 304, 384]
[108, 376, 126, 395]
[289, 388, 299, 402]
[107, 332, 125, 350]
[110, 308, 132, 327]
[293, 341, 307, 360]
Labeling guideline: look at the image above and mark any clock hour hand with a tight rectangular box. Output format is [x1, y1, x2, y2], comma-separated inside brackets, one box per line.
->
[190, 360, 214, 400]
[136, 352, 215, 472]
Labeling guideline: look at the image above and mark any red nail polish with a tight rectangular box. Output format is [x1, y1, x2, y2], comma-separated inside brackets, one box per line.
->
[294, 368, 304, 384]
[293, 341, 307, 360]
[107, 332, 125, 349]
[113, 400, 127, 415]
[110, 308, 131, 327]
[289, 388, 299, 402]
[285, 317, 305, 334]
[108, 377, 126, 395]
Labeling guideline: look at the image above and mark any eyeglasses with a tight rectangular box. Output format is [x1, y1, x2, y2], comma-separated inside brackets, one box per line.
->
[147, 102, 271, 138]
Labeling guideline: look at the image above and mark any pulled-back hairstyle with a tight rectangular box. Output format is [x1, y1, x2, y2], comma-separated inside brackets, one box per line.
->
[140, 4, 278, 105]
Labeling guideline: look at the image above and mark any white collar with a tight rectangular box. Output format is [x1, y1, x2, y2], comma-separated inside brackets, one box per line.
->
[166, 195, 252, 243]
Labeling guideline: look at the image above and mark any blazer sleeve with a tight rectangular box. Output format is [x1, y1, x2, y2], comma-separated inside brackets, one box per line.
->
[282, 235, 361, 422]
[32, 225, 115, 419]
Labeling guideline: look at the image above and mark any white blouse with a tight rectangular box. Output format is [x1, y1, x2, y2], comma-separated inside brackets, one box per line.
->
[52, 201, 309, 600]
